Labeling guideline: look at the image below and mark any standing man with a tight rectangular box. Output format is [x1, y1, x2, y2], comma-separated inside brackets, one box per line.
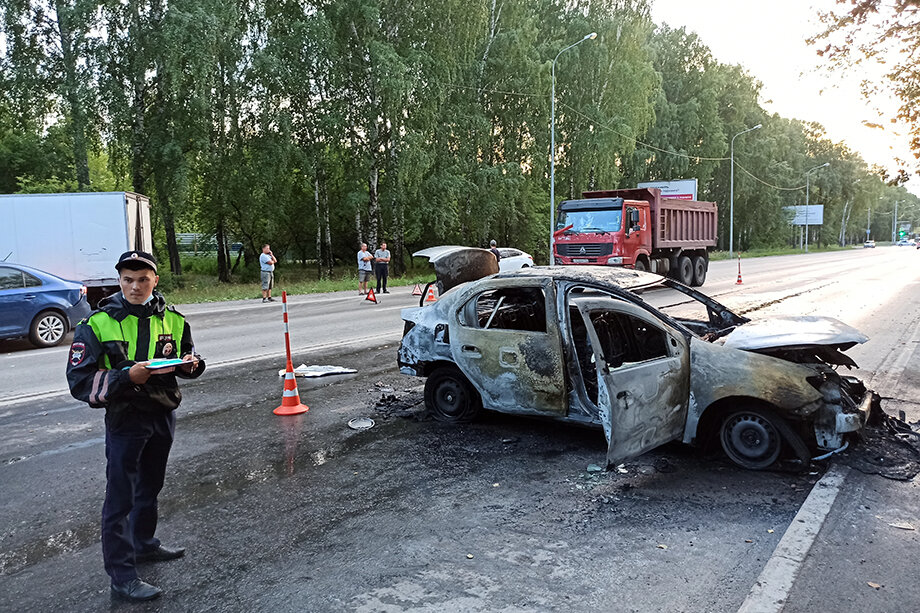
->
[66, 251, 205, 602]
[260, 244, 277, 302]
[357, 243, 373, 295]
[489, 239, 501, 262]
[374, 241, 391, 294]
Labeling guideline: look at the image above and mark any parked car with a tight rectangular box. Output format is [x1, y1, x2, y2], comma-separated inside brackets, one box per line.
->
[498, 248, 534, 272]
[896, 239, 911, 246]
[398, 247, 877, 470]
[0, 263, 91, 347]
[863, 240, 876, 248]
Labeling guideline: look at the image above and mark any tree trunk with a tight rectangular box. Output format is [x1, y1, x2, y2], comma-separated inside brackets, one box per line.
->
[216, 220, 231, 282]
[323, 189, 333, 277]
[367, 166, 379, 248]
[314, 172, 325, 279]
[54, 0, 90, 189]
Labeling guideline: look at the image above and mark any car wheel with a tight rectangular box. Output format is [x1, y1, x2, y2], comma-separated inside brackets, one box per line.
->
[677, 255, 694, 285]
[719, 408, 783, 470]
[424, 366, 481, 423]
[30, 310, 67, 348]
[691, 255, 707, 286]
[633, 259, 647, 272]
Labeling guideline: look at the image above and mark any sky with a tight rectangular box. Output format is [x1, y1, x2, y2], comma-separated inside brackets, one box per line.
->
[650, 0, 920, 196]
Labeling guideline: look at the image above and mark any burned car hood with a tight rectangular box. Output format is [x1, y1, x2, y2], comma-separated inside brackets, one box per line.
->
[413, 246, 499, 293]
[722, 315, 868, 367]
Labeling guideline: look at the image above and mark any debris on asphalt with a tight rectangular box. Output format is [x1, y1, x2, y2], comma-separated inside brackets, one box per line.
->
[501, 437, 519, 444]
[278, 364, 358, 377]
[466, 554, 474, 559]
[373, 389, 424, 420]
[745, 539, 753, 543]
[587, 464, 603, 473]
[834, 407, 920, 480]
[616, 464, 628, 474]
[867, 581, 882, 590]
[767, 529, 775, 534]
[887, 521, 916, 531]
[656, 544, 668, 550]
[347, 417, 375, 431]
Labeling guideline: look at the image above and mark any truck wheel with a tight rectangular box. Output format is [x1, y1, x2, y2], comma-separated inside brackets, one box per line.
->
[30, 311, 67, 347]
[691, 255, 707, 286]
[633, 259, 647, 272]
[720, 408, 783, 470]
[677, 256, 694, 285]
[424, 366, 481, 423]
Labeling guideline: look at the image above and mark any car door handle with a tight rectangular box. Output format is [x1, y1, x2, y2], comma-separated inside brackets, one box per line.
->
[461, 345, 480, 353]
[24, 294, 36, 299]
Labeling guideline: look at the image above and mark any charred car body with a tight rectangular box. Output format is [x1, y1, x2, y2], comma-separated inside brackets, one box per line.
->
[398, 247, 878, 470]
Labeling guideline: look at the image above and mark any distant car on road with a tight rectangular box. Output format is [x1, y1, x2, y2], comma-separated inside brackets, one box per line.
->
[0, 263, 91, 348]
[497, 248, 534, 272]
[863, 240, 876, 248]
[896, 239, 912, 246]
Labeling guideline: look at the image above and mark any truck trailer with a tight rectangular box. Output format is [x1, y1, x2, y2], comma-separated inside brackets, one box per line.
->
[553, 187, 717, 286]
[0, 192, 153, 305]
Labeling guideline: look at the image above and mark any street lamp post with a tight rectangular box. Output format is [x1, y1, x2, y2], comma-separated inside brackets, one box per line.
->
[804, 162, 830, 252]
[729, 123, 761, 258]
[550, 32, 597, 265]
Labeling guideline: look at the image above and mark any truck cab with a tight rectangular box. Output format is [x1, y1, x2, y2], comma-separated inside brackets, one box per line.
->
[553, 197, 651, 268]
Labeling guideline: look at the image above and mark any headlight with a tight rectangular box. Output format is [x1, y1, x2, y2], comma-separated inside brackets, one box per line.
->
[607, 257, 623, 265]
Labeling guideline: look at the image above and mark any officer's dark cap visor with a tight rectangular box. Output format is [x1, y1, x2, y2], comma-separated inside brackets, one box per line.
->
[116, 251, 158, 274]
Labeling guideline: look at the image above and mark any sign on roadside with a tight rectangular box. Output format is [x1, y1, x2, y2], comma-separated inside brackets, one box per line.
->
[783, 205, 825, 226]
[637, 178, 698, 200]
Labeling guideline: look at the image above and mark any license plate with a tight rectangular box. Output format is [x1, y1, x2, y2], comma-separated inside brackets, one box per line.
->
[572, 258, 589, 263]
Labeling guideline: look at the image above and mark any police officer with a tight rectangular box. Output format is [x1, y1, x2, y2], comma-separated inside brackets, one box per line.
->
[66, 251, 205, 602]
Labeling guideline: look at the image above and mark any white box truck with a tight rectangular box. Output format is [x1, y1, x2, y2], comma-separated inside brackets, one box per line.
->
[0, 192, 153, 305]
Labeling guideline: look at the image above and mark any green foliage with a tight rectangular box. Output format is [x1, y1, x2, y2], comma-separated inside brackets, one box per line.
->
[1, 0, 917, 279]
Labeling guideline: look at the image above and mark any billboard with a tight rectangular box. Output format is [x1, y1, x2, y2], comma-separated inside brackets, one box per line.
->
[783, 205, 825, 226]
[637, 178, 698, 200]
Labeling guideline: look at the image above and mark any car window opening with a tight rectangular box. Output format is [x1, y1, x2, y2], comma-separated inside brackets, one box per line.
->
[466, 287, 546, 332]
[590, 311, 669, 369]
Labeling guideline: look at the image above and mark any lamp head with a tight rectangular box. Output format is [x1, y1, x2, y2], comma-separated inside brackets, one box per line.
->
[586, 32, 597, 40]
[753, 124, 762, 130]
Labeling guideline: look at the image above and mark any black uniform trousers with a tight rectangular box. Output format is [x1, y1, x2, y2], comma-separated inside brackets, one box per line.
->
[375, 263, 389, 292]
[102, 409, 175, 583]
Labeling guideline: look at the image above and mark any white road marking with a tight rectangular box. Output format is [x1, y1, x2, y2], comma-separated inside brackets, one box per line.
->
[737, 465, 850, 613]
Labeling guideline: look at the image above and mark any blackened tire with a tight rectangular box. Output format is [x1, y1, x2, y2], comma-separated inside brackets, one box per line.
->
[29, 310, 67, 348]
[677, 255, 694, 286]
[720, 408, 783, 470]
[691, 255, 707, 286]
[425, 366, 481, 423]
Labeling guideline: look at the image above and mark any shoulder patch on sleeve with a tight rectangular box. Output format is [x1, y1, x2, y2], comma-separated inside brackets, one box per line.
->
[69, 342, 87, 367]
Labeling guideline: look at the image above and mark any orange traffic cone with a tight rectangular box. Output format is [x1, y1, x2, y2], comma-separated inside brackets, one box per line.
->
[425, 286, 437, 303]
[275, 359, 309, 415]
[411, 283, 423, 296]
[735, 255, 743, 285]
[274, 291, 309, 416]
[365, 288, 378, 303]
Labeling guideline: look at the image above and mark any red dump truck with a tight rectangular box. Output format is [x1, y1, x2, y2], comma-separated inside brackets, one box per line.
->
[552, 187, 718, 286]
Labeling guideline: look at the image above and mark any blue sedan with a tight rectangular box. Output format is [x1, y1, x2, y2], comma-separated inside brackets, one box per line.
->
[0, 263, 92, 348]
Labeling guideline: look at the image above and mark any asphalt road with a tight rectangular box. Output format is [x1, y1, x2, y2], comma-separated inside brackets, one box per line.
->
[2, 246, 920, 612]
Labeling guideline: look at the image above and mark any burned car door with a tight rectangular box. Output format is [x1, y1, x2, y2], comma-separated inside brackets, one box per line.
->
[450, 278, 567, 415]
[575, 298, 690, 466]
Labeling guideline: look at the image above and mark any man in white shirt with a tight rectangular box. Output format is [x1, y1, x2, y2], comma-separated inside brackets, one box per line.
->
[259, 244, 277, 303]
[357, 243, 373, 295]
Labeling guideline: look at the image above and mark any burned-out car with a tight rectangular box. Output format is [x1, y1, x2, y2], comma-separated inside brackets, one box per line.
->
[398, 247, 878, 470]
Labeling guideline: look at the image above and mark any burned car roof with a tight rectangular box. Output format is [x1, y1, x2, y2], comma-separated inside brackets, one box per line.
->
[492, 265, 665, 291]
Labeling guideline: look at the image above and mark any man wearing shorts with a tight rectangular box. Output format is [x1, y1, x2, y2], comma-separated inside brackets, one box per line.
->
[260, 244, 277, 302]
[357, 243, 373, 295]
